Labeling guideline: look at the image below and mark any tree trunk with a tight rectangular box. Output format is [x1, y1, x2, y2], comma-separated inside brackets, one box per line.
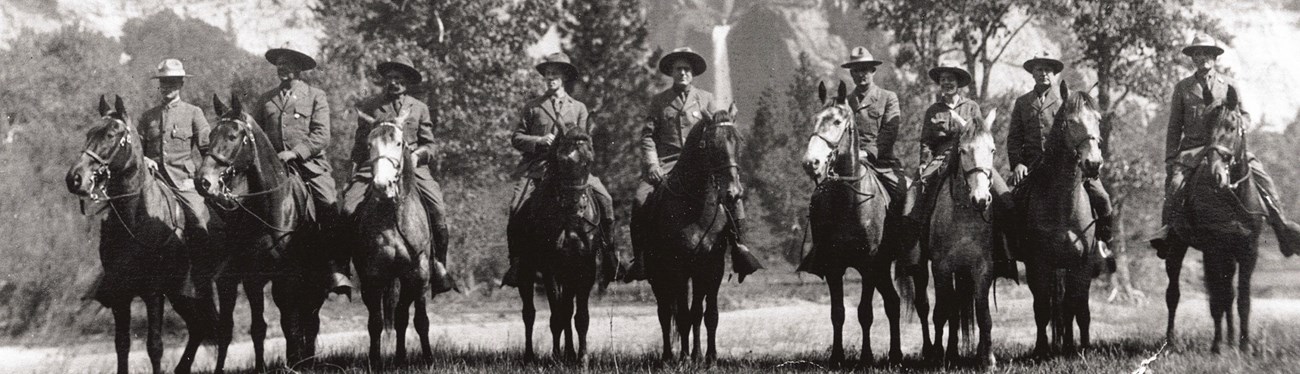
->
[1106, 204, 1146, 303]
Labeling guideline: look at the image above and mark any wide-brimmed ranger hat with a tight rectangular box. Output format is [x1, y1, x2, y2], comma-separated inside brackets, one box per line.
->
[928, 64, 973, 88]
[658, 47, 707, 76]
[265, 44, 318, 71]
[378, 56, 422, 84]
[1022, 51, 1064, 74]
[1182, 34, 1225, 57]
[841, 46, 884, 69]
[535, 52, 578, 79]
[151, 58, 192, 79]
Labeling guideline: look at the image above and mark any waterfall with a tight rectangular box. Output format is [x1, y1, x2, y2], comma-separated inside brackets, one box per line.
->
[711, 24, 733, 106]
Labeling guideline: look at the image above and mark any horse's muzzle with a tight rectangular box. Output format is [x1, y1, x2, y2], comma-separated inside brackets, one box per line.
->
[65, 169, 89, 196]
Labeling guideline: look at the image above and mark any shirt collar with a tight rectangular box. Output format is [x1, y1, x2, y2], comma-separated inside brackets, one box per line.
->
[1195, 69, 1217, 82]
[162, 97, 181, 108]
[936, 93, 964, 109]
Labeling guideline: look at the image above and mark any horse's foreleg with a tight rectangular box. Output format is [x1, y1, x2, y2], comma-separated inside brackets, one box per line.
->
[828, 274, 846, 366]
[245, 280, 268, 372]
[412, 282, 433, 360]
[874, 264, 903, 363]
[272, 281, 302, 368]
[1238, 251, 1257, 352]
[519, 274, 537, 360]
[914, 261, 936, 359]
[112, 302, 131, 374]
[561, 284, 577, 361]
[674, 279, 691, 361]
[543, 275, 566, 359]
[361, 280, 385, 367]
[1165, 245, 1188, 344]
[575, 279, 592, 363]
[690, 281, 705, 361]
[652, 279, 675, 360]
[299, 286, 326, 366]
[859, 272, 876, 364]
[976, 274, 995, 368]
[1027, 266, 1051, 356]
[1205, 251, 1233, 354]
[395, 279, 417, 365]
[169, 294, 204, 374]
[1068, 269, 1091, 350]
[214, 279, 239, 374]
[144, 294, 164, 374]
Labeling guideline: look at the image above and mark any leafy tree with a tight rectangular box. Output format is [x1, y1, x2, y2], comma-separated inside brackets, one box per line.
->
[120, 10, 265, 108]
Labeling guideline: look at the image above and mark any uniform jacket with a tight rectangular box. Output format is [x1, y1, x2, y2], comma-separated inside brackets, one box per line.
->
[511, 93, 591, 179]
[849, 84, 902, 167]
[1167, 71, 1233, 162]
[1007, 87, 1061, 168]
[641, 86, 717, 170]
[352, 93, 436, 177]
[921, 95, 983, 164]
[138, 99, 209, 189]
[254, 79, 332, 176]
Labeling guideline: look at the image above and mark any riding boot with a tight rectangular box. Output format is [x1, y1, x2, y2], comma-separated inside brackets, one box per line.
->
[429, 224, 459, 294]
[1093, 214, 1117, 274]
[599, 218, 620, 285]
[1260, 195, 1300, 257]
[991, 200, 1019, 283]
[320, 209, 353, 297]
[730, 218, 764, 283]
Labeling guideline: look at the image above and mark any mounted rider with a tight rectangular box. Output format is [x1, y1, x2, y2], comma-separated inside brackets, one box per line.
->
[1151, 35, 1300, 257]
[907, 64, 1018, 281]
[798, 46, 912, 273]
[623, 47, 764, 282]
[501, 52, 618, 287]
[342, 56, 457, 293]
[1007, 51, 1115, 261]
[252, 45, 352, 294]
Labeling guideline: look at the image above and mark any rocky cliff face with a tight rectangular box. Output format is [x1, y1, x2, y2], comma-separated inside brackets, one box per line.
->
[3, 0, 1298, 129]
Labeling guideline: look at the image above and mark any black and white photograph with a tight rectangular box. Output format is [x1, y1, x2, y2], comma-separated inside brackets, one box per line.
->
[1, 0, 1299, 372]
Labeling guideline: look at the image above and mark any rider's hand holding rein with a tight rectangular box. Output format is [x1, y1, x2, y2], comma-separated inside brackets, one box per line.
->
[277, 150, 299, 163]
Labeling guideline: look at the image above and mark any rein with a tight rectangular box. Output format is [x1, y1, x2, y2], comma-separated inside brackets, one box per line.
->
[207, 119, 297, 234]
[809, 109, 876, 202]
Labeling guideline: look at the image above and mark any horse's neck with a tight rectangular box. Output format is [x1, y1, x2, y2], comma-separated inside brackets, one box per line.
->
[1037, 156, 1087, 217]
[830, 147, 861, 177]
[107, 145, 148, 197]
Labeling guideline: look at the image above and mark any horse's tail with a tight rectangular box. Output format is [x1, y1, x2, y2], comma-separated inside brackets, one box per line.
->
[383, 278, 398, 331]
[894, 262, 916, 319]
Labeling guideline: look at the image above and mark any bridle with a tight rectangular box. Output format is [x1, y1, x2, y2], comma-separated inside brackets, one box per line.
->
[81, 117, 139, 202]
[367, 121, 406, 173]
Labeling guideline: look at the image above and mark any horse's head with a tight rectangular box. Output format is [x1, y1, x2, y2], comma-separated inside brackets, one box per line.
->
[197, 94, 258, 202]
[547, 127, 594, 183]
[698, 103, 743, 201]
[362, 109, 410, 199]
[67, 95, 138, 197]
[1053, 81, 1103, 178]
[1204, 86, 1248, 190]
[958, 108, 998, 210]
[803, 81, 853, 182]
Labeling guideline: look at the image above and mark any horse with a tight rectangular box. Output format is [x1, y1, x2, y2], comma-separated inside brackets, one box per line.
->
[926, 107, 1000, 366]
[630, 104, 742, 363]
[64, 95, 217, 374]
[196, 95, 332, 371]
[351, 110, 434, 365]
[1018, 81, 1105, 355]
[798, 81, 909, 366]
[506, 126, 607, 362]
[1160, 87, 1265, 353]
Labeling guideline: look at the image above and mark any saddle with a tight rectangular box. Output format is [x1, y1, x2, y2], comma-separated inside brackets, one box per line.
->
[1169, 147, 1263, 246]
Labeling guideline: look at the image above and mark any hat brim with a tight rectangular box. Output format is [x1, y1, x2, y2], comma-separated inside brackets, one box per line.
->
[928, 67, 973, 88]
[658, 51, 707, 76]
[1022, 58, 1064, 73]
[265, 48, 318, 71]
[841, 60, 884, 69]
[150, 74, 192, 79]
[535, 61, 578, 79]
[378, 62, 423, 84]
[1182, 45, 1224, 57]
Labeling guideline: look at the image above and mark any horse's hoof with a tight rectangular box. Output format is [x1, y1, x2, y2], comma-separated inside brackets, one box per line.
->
[1211, 344, 1222, 354]
[888, 350, 903, 364]
[983, 353, 998, 368]
[661, 352, 674, 361]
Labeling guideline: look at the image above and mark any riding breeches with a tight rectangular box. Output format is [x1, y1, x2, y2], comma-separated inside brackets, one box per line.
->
[1166, 153, 1288, 224]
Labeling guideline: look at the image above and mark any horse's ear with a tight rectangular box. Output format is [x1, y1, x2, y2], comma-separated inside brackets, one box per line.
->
[727, 102, 738, 119]
[230, 94, 243, 116]
[97, 95, 111, 117]
[113, 95, 127, 119]
[1060, 80, 1070, 102]
[836, 81, 848, 102]
[1225, 86, 1240, 110]
[818, 81, 827, 103]
[212, 94, 229, 117]
[982, 108, 997, 132]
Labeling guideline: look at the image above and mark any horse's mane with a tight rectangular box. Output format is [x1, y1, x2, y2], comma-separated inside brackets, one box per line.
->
[678, 110, 742, 172]
[227, 112, 288, 180]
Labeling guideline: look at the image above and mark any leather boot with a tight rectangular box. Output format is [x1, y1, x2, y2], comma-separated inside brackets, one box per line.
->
[328, 262, 353, 298]
[1149, 226, 1178, 260]
[991, 202, 1019, 283]
[430, 224, 459, 294]
[501, 257, 522, 288]
[622, 253, 646, 283]
[730, 218, 764, 283]
[1094, 214, 1114, 243]
[599, 218, 619, 285]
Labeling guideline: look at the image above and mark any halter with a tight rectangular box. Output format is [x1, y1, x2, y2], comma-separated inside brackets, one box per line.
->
[367, 121, 406, 171]
[82, 117, 142, 202]
[207, 118, 292, 218]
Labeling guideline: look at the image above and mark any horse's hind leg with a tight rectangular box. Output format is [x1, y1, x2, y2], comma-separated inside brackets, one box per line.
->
[1205, 251, 1234, 353]
[1165, 245, 1189, 345]
[827, 273, 848, 366]
[214, 278, 239, 374]
[411, 278, 433, 360]
[298, 285, 328, 366]
[913, 262, 937, 360]
[112, 301, 132, 374]
[575, 278, 593, 363]
[169, 294, 206, 374]
[245, 279, 269, 371]
[144, 293, 164, 374]
[873, 262, 904, 363]
[1237, 249, 1257, 352]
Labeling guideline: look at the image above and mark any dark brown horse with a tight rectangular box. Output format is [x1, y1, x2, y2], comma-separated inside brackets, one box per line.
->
[631, 104, 743, 363]
[798, 82, 906, 366]
[196, 95, 332, 371]
[507, 126, 608, 362]
[927, 108, 1000, 366]
[1161, 87, 1265, 353]
[1018, 82, 1105, 355]
[64, 96, 216, 374]
[351, 110, 434, 365]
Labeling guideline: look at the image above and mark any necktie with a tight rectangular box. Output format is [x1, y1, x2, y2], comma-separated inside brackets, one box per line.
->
[1199, 76, 1213, 105]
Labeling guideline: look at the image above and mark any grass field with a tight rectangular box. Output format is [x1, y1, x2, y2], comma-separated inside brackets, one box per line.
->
[4, 248, 1300, 373]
